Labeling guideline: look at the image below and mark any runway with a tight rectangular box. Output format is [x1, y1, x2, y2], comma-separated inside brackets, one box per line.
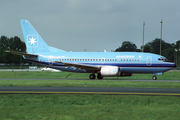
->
[0, 78, 180, 82]
[0, 86, 180, 96]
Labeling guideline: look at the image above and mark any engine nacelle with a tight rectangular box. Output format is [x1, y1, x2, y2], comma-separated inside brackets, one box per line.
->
[100, 66, 120, 77]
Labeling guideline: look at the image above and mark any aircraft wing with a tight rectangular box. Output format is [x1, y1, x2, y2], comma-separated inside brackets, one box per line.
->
[55, 61, 100, 71]
[5, 50, 38, 57]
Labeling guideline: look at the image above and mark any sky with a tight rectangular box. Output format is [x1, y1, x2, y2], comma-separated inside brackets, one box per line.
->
[1, 0, 180, 52]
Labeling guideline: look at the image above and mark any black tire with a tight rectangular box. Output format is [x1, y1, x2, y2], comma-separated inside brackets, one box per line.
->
[152, 76, 157, 80]
[97, 74, 103, 79]
[89, 74, 96, 79]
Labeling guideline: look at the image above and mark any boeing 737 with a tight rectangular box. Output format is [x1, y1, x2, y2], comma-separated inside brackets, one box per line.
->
[6, 20, 176, 80]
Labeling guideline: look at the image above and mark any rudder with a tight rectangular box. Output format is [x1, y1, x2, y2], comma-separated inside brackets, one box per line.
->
[20, 20, 66, 54]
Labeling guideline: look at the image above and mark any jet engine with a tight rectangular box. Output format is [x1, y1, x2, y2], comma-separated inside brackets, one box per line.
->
[100, 66, 120, 77]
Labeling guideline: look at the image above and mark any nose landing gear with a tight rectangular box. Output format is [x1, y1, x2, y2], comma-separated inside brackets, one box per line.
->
[152, 76, 157, 80]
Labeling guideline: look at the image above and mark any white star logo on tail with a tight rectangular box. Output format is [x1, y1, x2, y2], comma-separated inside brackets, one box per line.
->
[27, 35, 38, 47]
[29, 37, 36, 45]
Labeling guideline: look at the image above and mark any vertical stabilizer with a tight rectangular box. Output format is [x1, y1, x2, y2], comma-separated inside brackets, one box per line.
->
[20, 20, 65, 54]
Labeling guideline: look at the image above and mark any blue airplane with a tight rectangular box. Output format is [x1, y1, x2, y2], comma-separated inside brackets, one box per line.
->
[6, 20, 176, 80]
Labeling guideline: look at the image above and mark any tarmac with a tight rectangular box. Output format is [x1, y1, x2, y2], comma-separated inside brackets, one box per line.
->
[0, 86, 180, 96]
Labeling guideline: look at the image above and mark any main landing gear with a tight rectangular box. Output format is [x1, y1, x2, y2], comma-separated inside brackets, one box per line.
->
[152, 76, 157, 80]
[89, 74, 96, 79]
[97, 74, 103, 79]
[89, 74, 103, 79]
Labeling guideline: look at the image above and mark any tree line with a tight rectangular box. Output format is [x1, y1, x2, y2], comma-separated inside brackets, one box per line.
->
[0, 35, 180, 66]
[0, 36, 26, 64]
[115, 39, 180, 66]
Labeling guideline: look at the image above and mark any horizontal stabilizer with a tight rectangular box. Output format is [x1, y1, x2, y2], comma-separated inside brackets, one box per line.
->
[5, 50, 38, 58]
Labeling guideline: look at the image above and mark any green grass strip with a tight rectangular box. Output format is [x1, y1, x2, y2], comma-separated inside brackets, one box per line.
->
[0, 71, 179, 79]
[0, 94, 180, 120]
[0, 71, 179, 88]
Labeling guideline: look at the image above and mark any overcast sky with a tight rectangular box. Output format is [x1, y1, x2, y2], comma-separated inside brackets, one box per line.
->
[1, 0, 180, 52]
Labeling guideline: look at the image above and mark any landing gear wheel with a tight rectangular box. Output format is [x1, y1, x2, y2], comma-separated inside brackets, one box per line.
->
[97, 74, 103, 79]
[89, 74, 96, 79]
[152, 76, 157, 80]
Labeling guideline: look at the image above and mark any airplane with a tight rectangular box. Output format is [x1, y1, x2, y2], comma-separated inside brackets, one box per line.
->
[6, 20, 176, 80]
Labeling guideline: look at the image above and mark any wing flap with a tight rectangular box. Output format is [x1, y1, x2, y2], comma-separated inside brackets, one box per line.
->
[55, 61, 100, 70]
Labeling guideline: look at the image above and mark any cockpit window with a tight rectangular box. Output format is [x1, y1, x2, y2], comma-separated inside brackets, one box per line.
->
[158, 57, 170, 62]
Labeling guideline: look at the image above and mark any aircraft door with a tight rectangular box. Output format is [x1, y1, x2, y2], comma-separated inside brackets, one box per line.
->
[146, 56, 152, 66]
[48, 57, 53, 65]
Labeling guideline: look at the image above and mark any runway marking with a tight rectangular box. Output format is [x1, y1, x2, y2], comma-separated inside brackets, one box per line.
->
[0, 91, 180, 96]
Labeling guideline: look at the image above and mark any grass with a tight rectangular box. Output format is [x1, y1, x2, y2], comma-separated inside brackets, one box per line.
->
[0, 70, 179, 79]
[0, 71, 71, 79]
[0, 71, 179, 88]
[0, 94, 180, 120]
[0, 71, 180, 119]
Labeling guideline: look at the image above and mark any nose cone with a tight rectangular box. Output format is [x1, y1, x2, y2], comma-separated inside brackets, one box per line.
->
[174, 63, 177, 68]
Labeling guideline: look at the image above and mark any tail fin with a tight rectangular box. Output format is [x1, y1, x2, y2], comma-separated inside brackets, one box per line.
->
[20, 20, 66, 54]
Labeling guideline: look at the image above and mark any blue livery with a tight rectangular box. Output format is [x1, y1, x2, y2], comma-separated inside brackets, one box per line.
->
[7, 20, 176, 80]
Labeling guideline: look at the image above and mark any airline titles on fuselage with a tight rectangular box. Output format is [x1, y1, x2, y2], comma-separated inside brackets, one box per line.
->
[47, 55, 141, 62]
[116, 55, 135, 58]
